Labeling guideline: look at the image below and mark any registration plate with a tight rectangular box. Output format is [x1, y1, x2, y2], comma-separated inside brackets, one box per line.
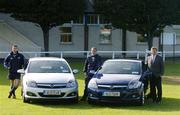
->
[43, 90, 61, 95]
[103, 92, 120, 97]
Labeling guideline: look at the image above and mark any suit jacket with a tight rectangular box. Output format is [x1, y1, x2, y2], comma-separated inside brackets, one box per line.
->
[147, 54, 164, 77]
[83, 54, 102, 74]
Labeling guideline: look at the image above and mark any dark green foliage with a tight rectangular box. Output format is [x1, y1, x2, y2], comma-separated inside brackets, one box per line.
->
[0, 0, 84, 52]
[94, 0, 180, 49]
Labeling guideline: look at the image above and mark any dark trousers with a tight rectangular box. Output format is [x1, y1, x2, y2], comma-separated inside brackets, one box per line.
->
[150, 75, 162, 102]
[143, 78, 149, 94]
[82, 75, 92, 99]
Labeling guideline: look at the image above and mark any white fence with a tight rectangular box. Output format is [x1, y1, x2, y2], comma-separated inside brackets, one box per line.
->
[0, 50, 179, 61]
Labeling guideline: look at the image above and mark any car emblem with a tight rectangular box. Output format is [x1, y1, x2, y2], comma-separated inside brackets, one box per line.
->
[50, 84, 54, 88]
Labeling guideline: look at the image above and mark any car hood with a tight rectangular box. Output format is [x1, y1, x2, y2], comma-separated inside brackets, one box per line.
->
[23, 73, 75, 83]
[94, 74, 141, 85]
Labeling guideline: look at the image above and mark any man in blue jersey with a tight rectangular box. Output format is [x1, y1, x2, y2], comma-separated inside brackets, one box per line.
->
[4, 45, 25, 99]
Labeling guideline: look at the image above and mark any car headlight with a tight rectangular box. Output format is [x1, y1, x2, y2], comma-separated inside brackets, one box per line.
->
[128, 80, 142, 89]
[26, 80, 37, 88]
[88, 80, 98, 89]
[67, 80, 76, 88]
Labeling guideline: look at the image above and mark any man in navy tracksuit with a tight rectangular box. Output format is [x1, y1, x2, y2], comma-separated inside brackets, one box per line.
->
[4, 45, 25, 99]
[81, 47, 102, 101]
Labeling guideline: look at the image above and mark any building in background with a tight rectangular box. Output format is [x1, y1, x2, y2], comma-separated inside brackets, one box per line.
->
[0, 12, 179, 58]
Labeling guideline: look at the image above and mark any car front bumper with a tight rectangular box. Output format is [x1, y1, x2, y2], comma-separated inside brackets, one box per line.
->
[23, 86, 78, 100]
[88, 87, 143, 103]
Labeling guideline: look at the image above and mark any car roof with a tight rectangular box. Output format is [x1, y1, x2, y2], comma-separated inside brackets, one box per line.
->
[29, 57, 66, 62]
[105, 59, 142, 63]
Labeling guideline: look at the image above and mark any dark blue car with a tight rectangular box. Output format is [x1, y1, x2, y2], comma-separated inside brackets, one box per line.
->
[87, 59, 145, 105]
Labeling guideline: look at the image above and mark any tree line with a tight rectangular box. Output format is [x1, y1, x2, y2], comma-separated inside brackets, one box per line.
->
[0, 0, 179, 51]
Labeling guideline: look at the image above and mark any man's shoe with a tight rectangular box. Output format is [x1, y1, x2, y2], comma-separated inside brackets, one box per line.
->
[8, 92, 12, 98]
[152, 99, 156, 103]
[12, 95, 16, 99]
[156, 99, 161, 104]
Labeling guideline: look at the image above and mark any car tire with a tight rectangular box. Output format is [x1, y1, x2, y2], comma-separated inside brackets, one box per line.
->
[71, 93, 79, 104]
[22, 91, 30, 103]
[23, 96, 30, 103]
[137, 91, 145, 106]
[72, 96, 79, 104]
[87, 98, 95, 105]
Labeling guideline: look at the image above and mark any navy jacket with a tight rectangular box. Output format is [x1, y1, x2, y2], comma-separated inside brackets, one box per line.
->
[4, 51, 25, 75]
[83, 54, 102, 76]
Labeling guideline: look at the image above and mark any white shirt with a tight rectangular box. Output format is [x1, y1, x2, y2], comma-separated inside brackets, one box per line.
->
[151, 54, 157, 63]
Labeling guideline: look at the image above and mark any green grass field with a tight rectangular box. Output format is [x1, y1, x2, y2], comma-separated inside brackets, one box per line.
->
[0, 60, 180, 115]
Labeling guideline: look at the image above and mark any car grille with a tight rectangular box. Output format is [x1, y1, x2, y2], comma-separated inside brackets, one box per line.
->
[37, 83, 67, 89]
[38, 93, 65, 97]
[98, 84, 127, 90]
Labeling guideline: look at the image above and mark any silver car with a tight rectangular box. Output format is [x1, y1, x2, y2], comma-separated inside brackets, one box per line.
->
[18, 57, 78, 103]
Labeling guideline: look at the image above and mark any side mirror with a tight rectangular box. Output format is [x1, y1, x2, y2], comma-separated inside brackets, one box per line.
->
[17, 69, 25, 74]
[94, 72, 103, 79]
[72, 69, 79, 74]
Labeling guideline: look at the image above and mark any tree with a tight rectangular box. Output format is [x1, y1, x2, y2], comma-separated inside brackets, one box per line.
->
[94, 0, 179, 50]
[0, 0, 84, 53]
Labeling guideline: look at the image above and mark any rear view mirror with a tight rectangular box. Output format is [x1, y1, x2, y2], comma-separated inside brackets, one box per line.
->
[17, 69, 25, 74]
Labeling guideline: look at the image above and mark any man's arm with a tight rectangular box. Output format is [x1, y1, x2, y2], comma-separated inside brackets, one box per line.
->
[95, 55, 102, 71]
[21, 54, 25, 68]
[160, 56, 164, 76]
[83, 58, 88, 73]
[4, 55, 10, 69]
[97, 55, 102, 67]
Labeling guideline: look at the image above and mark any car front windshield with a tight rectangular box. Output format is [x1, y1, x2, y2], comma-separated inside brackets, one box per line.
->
[99, 61, 141, 75]
[28, 60, 71, 73]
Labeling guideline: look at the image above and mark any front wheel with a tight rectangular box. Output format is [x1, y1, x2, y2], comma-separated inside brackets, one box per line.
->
[22, 91, 30, 103]
[71, 93, 79, 104]
[87, 98, 96, 105]
[23, 96, 30, 103]
[72, 96, 79, 103]
[137, 91, 145, 106]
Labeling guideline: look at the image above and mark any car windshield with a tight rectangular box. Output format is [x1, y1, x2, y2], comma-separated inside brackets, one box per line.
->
[99, 61, 141, 75]
[27, 60, 71, 73]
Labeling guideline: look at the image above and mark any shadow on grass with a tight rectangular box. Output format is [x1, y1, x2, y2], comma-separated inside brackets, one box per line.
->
[163, 77, 180, 85]
[28, 97, 180, 112]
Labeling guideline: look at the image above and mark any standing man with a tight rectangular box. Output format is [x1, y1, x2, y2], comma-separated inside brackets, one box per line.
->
[4, 45, 25, 99]
[81, 47, 102, 101]
[147, 47, 164, 103]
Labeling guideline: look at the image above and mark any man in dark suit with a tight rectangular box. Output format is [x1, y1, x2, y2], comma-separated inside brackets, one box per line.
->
[147, 47, 164, 103]
[80, 47, 102, 101]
